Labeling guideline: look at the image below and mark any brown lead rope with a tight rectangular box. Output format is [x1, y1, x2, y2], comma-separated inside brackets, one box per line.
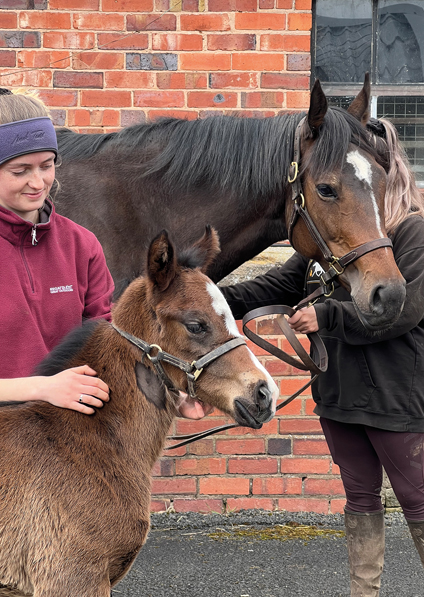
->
[165, 304, 328, 450]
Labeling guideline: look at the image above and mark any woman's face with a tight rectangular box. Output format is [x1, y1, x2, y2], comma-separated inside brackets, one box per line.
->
[0, 151, 56, 223]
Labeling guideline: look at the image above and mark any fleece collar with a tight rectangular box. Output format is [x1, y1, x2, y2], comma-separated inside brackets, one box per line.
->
[0, 199, 53, 246]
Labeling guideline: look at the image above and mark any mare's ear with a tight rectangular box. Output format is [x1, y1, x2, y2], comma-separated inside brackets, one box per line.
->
[347, 72, 370, 124]
[135, 362, 166, 410]
[147, 229, 177, 292]
[307, 79, 328, 137]
[193, 225, 221, 274]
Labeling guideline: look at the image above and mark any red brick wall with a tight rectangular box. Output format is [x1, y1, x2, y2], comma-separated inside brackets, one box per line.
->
[0, 0, 346, 514]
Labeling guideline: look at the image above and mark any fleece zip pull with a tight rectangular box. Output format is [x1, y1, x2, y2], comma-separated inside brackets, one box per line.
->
[31, 226, 38, 246]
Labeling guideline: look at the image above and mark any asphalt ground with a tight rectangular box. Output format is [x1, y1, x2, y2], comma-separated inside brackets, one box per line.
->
[112, 510, 424, 597]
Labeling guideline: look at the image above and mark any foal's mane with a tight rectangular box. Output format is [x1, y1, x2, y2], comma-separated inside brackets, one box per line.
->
[57, 109, 384, 199]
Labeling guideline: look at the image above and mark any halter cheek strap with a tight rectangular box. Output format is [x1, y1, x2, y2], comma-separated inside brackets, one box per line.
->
[0, 117, 58, 165]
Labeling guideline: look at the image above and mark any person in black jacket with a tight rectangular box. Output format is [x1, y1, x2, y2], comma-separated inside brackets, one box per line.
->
[221, 118, 424, 596]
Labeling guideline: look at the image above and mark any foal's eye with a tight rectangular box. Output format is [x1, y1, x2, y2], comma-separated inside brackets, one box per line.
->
[185, 322, 205, 335]
[316, 184, 337, 200]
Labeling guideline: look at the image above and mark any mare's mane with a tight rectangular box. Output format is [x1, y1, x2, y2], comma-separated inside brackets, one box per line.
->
[57, 109, 386, 201]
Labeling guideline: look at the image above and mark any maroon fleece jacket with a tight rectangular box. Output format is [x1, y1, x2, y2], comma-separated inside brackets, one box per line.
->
[0, 200, 114, 378]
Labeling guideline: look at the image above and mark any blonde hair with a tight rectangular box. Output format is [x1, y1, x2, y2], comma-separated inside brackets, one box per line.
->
[380, 117, 424, 233]
[0, 88, 51, 125]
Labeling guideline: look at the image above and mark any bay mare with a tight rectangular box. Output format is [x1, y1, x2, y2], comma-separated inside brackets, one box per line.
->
[55, 76, 405, 330]
[0, 228, 278, 596]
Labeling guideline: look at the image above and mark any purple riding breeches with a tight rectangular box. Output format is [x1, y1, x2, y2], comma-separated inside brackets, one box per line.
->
[320, 417, 424, 521]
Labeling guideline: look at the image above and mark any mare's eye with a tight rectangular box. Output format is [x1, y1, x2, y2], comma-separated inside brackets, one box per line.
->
[185, 322, 205, 335]
[316, 184, 337, 200]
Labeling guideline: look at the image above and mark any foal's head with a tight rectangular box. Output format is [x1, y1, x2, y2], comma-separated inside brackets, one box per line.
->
[289, 74, 406, 330]
[113, 227, 278, 428]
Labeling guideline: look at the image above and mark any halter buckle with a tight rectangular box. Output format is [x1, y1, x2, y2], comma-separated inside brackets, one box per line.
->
[190, 365, 204, 381]
[288, 161, 298, 184]
[146, 344, 163, 360]
[329, 257, 345, 277]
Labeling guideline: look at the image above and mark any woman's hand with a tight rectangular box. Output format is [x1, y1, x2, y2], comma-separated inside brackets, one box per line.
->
[176, 391, 214, 420]
[34, 365, 109, 415]
[287, 306, 319, 334]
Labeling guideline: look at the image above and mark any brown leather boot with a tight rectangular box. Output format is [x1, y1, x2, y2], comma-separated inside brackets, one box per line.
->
[344, 509, 385, 596]
[407, 520, 424, 565]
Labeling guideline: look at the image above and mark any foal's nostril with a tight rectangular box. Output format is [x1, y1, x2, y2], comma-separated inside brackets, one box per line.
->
[256, 382, 272, 411]
[370, 284, 385, 317]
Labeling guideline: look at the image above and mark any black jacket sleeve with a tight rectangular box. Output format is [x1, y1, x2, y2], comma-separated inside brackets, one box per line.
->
[219, 252, 309, 319]
[314, 215, 424, 345]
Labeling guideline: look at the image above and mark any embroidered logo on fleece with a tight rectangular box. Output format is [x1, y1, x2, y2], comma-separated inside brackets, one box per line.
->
[50, 285, 73, 294]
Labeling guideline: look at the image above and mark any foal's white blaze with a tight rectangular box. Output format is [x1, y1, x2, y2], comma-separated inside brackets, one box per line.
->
[207, 282, 278, 414]
[346, 150, 384, 237]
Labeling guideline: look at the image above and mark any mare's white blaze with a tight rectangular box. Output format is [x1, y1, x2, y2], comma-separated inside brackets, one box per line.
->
[346, 150, 383, 237]
[207, 282, 278, 413]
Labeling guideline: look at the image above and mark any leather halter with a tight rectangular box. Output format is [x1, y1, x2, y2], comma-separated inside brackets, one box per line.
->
[287, 116, 393, 309]
[112, 323, 246, 399]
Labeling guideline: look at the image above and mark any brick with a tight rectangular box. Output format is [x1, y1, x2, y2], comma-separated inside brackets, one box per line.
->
[152, 459, 174, 477]
[276, 0, 292, 6]
[49, 109, 66, 126]
[180, 53, 231, 71]
[279, 418, 323, 434]
[241, 91, 284, 108]
[199, 477, 249, 495]
[19, 11, 71, 29]
[293, 439, 330, 456]
[280, 457, 331, 475]
[268, 438, 291, 455]
[134, 90, 184, 108]
[0, 69, 51, 87]
[304, 478, 345, 496]
[277, 397, 302, 415]
[228, 457, 278, 475]
[188, 439, 214, 455]
[150, 499, 171, 512]
[286, 90, 310, 109]
[65, 109, 90, 127]
[216, 439, 265, 455]
[0, 50, 15, 66]
[280, 377, 311, 397]
[43, 32, 95, 49]
[73, 13, 125, 31]
[305, 397, 317, 415]
[233, 53, 285, 72]
[127, 14, 176, 32]
[235, 13, 287, 30]
[288, 13, 312, 32]
[265, 359, 293, 376]
[89, 109, 120, 127]
[259, 0, 274, 7]
[209, 72, 258, 89]
[176, 458, 226, 475]
[176, 418, 227, 435]
[120, 110, 147, 127]
[287, 53, 311, 71]
[277, 498, 329, 513]
[38, 89, 78, 107]
[261, 72, 310, 90]
[151, 478, 196, 494]
[207, 34, 255, 51]
[152, 33, 203, 51]
[81, 90, 131, 108]
[0, 13, 17, 28]
[0, 0, 46, 6]
[252, 477, 302, 495]
[209, 0, 257, 10]
[257, 318, 282, 335]
[330, 499, 346, 514]
[227, 419, 278, 435]
[49, 0, 99, 7]
[296, 0, 312, 7]
[157, 72, 207, 89]
[103, 0, 153, 9]
[0, 30, 40, 48]
[53, 71, 103, 89]
[149, 109, 198, 120]
[173, 499, 223, 513]
[247, 338, 278, 356]
[181, 14, 230, 31]
[226, 497, 274, 511]
[260, 33, 310, 52]
[127, 53, 178, 71]
[105, 71, 155, 89]
[18, 50, 70, 69]
[187, 91, 238, 109]
[98, 33, 149, 51]
[73, 52, 124, 70]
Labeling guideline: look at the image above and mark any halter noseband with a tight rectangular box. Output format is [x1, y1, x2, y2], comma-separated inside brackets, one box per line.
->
[287, 116, 393, 309]
[111, 323, 246, 399]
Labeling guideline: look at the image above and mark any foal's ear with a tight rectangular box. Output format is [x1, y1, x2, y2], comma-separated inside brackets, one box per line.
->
[347, 72, 370, 124]
[307, 79, 328, 136]
[194, 225, 221, 274]
[147, 229, 177, 292]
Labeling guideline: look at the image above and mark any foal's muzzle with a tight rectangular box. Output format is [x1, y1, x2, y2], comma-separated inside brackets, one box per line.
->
[234, 381, 274, 429]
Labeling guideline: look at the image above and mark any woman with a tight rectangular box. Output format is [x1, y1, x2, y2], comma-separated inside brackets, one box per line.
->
[221, 118, 424, 596]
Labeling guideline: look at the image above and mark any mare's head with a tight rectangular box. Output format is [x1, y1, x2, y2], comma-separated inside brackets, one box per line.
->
[288, 73, 406, 330]
[113, 227, 278, 429]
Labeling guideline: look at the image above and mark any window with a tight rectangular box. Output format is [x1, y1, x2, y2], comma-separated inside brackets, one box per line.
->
[312, 0, 424, 186]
